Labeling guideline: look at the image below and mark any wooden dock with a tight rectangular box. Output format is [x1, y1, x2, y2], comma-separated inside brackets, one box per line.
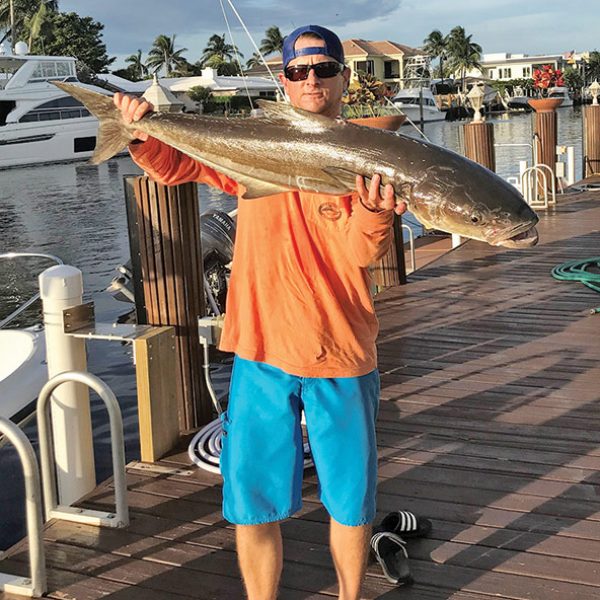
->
[2, 186, 600, 599]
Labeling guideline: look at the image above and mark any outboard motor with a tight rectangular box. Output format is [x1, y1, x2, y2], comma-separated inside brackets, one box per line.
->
[200, 210, 236, 315]
[108, 209, 236, 316]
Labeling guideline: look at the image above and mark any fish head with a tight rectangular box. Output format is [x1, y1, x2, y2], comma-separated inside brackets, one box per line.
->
[403, 159, 539, 248]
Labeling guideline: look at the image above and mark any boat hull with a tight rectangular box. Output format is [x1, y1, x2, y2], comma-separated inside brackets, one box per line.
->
[0, 329, 47, 421]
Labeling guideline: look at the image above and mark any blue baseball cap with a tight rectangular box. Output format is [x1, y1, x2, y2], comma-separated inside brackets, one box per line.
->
[282, 25, 345, 68]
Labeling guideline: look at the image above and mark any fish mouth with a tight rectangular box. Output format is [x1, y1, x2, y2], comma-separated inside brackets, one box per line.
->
[493, 225, 539, 248]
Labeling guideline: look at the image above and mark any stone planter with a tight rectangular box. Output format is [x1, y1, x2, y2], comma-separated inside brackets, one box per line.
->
[527, 97, 563, 112]
[348, 114, 406, 130]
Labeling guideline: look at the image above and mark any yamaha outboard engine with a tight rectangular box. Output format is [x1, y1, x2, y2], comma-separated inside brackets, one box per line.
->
[200, 210, 236, 315]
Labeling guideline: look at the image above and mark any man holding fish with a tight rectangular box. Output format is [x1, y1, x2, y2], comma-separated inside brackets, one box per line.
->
[115, 25, 402, 599]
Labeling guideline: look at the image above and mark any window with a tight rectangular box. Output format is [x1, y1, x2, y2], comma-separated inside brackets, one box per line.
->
[501, 68, 512, 78]
[18, 97, 91, 123]
[523, 67, 531, 77]
[74, 137, 96, 153]
[30, 61, 75, 82]
[355, 60, 375, 75]
[384, 60, 399, 79]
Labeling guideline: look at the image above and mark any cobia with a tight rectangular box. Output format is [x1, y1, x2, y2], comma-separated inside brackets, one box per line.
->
[55, 81, 538, 248]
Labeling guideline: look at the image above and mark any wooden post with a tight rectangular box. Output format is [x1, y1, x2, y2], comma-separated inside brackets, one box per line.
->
[133, 326, 179, 462]
[583, 104, 600, 178]
[463, 121, 496, 171]
[125, 175, 211, 433]
[371, 214, 406, 289]
[531, 103, 559, 190]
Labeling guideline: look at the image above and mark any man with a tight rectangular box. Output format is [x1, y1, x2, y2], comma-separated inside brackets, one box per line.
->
[115, 24, 406, 600]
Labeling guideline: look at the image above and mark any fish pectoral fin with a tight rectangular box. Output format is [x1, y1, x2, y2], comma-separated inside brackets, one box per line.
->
[238, 177, 291, 199]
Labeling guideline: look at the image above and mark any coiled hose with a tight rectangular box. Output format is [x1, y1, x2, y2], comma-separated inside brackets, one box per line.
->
[551, 257, 600, 314]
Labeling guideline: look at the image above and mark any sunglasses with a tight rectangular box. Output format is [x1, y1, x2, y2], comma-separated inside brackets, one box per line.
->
[284, 61, 344, 82]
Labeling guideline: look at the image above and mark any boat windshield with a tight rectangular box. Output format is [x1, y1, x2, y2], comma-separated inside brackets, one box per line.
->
[0, 57, 76, 89]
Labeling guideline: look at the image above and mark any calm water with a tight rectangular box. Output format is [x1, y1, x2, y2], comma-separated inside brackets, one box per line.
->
[0, 106, 587, 549]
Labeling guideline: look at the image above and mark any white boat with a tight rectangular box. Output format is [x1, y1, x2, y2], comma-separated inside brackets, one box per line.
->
[0, 327, 46, 422]
[0, 252, 62, 422]
[547, 86, 573, 107]
[0, 42, 111, 169]
[391, 87, 445, 124]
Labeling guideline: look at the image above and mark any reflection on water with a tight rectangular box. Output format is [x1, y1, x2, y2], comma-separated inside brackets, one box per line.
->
[0, 108, 587, 549]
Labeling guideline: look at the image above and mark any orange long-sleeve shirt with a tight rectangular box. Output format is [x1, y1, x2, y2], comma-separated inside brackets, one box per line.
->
[130, 137, 394, 377]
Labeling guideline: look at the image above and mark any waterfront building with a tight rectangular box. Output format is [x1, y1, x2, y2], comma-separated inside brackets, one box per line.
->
[464, 51, 588, 82]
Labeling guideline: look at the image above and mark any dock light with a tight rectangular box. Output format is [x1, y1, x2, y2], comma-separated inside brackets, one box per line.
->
[589, 80, 600, 105]
[467, 84, 485, 122]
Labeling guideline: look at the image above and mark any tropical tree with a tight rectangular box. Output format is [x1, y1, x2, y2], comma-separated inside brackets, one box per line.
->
[563, 67, 583, 92]
[259, 25, 283, 56]
[445, 26, 482, 91]
[125, 49, 147, 80]
[35, 12, 114, 74]
[246, 51, 262, 69]
[422, 29, 447, 81]
[200, 33, 242, 67]
[146, 34, 188, 77]
[0, 0, 58, 46]
[585, 50, 600, 84]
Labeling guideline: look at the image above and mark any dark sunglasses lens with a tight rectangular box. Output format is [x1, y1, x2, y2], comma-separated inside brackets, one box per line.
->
[313, 63, 341, 78]
[285, 62, 341, 81]
[286, 66, 310, 81]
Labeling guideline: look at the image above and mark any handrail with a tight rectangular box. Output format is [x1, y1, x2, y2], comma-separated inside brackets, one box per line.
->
[0, 418, 47, 597]
[37, 371, 129, 528]
[0, 252, 64, 329]
[521, 165, 556, 209]
[401, 224, 416, 273]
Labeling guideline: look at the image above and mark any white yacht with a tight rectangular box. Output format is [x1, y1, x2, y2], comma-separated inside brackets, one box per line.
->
[0, 42, 110, 169]
[391, 87, 445, 124]
[547, 86, 573, 107]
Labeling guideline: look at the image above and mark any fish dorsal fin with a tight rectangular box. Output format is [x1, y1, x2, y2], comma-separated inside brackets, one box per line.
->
[255, 99, 341, 132]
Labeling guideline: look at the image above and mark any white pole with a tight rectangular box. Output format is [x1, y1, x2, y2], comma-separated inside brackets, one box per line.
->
[39, 265, 95, 505]
[566, 146, 575, 186]
[519, 160, 529, 202]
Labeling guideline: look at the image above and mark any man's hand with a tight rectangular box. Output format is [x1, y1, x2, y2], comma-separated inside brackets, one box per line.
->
[113, 92, 154, 142]
[356, 174, 407, 216]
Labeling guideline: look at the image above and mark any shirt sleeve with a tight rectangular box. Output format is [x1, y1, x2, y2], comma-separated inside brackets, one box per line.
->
[346, 196, 395, 268]
[128, 136, 239, 196]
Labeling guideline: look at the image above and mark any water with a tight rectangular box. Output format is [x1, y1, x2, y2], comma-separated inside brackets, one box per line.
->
[0, 107, 586, 550]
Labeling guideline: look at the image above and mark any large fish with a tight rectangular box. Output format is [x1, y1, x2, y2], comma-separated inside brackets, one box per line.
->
[55, 81, 538, 248]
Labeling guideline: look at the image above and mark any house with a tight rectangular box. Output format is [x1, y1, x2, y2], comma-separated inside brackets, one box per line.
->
[98, 68, 277, 111]
[464, 51, 587, 81]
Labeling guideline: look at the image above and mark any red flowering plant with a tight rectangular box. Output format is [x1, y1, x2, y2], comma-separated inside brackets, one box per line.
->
[532, 64, 565, 97]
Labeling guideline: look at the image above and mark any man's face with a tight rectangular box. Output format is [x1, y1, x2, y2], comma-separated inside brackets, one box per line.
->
[278, 37, 350, 118]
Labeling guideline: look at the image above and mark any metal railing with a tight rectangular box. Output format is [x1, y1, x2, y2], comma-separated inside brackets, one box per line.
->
[0, 252, 63, 329]
[521, 165, 557, 209]
[401, 224, 416, 273]
[37, 371, 129, 528]
[0, 418, 47, 597]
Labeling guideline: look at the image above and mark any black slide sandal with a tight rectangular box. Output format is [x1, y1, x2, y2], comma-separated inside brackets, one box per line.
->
[370, 531, 413, 586]
[376, 510, 432, 539]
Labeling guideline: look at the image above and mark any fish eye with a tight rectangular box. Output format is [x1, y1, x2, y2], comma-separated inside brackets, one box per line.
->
[471, 214, 481, 223]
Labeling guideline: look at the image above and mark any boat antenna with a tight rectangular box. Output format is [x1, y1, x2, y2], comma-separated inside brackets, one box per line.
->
[218, 0, 254, 109]
[223, 0, 285, 98]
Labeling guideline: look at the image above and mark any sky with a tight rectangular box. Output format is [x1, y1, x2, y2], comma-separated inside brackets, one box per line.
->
[58, 0, 600, 70]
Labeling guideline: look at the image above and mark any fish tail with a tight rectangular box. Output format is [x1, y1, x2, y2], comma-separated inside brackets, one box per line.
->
[53, 81, 134, 165]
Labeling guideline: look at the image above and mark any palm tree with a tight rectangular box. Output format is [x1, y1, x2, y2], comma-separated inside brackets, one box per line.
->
[246, 51, 262, 70]
[0, 0, 58, 46]
[200, 33, 242, 67]
[125, 49, 148, 80]
[445, 26, 482, 91]
[423, 29, 447, 82]
[146, 34, 188, 77]
[259, 25, 283, 56]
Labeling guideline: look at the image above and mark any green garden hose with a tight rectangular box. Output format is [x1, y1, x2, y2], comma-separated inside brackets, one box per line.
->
[551, 258, 600, 314]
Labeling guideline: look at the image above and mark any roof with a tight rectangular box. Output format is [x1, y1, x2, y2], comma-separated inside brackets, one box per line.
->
[343, 39, 423, 58]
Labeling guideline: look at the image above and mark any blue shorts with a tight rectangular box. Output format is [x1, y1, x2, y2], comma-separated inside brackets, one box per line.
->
[219, 356, 380, 526]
